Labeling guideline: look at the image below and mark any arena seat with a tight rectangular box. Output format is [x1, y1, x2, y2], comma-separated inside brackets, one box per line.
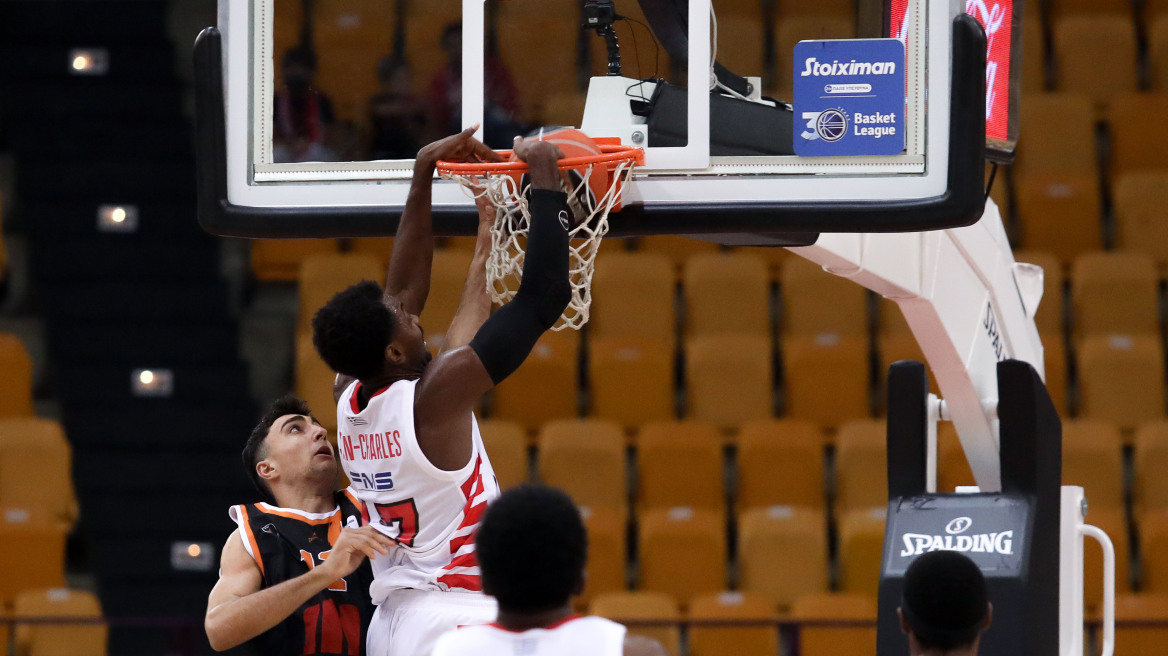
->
[637, 236, 718, 279]
[773, 16, 855, 98]
[1048, 0, 1134, 19]
[1135, 422, 1168, 513]
[537, 419, 627, 515]
[740, 245, 790, 278]
[1107, 93, 1168, 184]
[834, 420, 889, 512]
[540, 91, 588, 128]
[791, 593, 878, 656]
[476, 420, 528, 490]
[837, 508, 888, 598]
[311, 0, 396, 124]
[1083, 508, 1131, 612]
[0, 419, 77, 524]
[1137, 511, 1168, 594]
[1078, 335, 1167, 431]
[737, 506, 829, 612]
[775, 0, 854, 17]
[937, 424, 977, 492]
[1021, 20, 1046, 93]
[578, 506, 627, 609]
[709, 14, 767, 80]
[1016, 94, 1098, 179]
[685, 335, 773, 430]
[1071, 251, 1160, 341]
[1150, 16, 1168, 91]
[0, 509, 67, 603]
[683, 251, 771, 340]
[588, 336, 674, 428]
[402, 1, 460, 96]
[591, 252, 676, 347]
[637, 507, 726, 605]
[347, 237, 394, 271]
[294, 337, 338, 432]
[590, 591, 681, 656]
[492, 331, 579, 431]
[297, 252, 385, 336]
[1114, 172, 1168, 271]
[0, 333, 34, 418]
[1014, 173, 1103, 264]
[1011, 250, 1064, 337]
[1053, 16, 1138, 109]
[1114, 593, 1168, 656]
[877, 332, 937, 397]
[1062, 420, 1125, 511]
[636, 421, 724, 513]
[987, 163, 1011, 221]
[736, 419, 825, 510]
[780, 252, 868, 339]
[12, 587, 105, 656]
[251, 239, 339, 282]
[1041, 335, 1071, 415]
[687, 591, 778, 656]
[416, 249, 474, 354]
[782, 335, 870, 428]
[496, 0, 586, 112]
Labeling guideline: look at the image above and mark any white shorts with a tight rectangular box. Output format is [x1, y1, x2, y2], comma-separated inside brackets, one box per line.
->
[366, 588, 498, 656]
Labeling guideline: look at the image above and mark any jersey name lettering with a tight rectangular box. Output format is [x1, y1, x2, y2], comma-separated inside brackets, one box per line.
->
[339, 431, 403, 461]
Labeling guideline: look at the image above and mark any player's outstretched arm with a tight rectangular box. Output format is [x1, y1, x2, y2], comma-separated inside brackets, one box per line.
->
[386, 127, 500, 317]
[205, 527, 391, 651]
[440, 192, 496, 354]
[413, 139, 571, 471]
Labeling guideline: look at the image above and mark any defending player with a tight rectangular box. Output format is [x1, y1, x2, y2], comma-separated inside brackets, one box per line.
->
[898, 550, 994, 656]
[431, 484, 669, 656]
[205, 396, 394, 654]
[311, 132, 574, 656]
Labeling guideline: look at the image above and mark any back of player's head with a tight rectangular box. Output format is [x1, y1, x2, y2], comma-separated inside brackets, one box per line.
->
[312, 280, 398, 381]
[476, 484, 587, 613]
[244, 394, 313, 501]
[901, 550, 989, 652]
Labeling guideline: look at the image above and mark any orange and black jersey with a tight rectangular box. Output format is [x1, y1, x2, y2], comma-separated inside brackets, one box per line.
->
[228, 490, 374, 656]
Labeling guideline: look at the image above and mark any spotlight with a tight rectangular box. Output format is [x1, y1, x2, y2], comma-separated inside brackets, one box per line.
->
[131, 368, 174, 397]
[68, 48, 109, 75]
[97, 204, 138, 232]
[172, 541, 214, 571]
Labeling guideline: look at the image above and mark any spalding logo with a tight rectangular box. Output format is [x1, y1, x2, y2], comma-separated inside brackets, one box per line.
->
[945, 516, 973, 534]
[900, 517, 1013, 557]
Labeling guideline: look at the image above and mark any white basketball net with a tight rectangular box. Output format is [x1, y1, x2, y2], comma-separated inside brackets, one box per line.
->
[442, 159, 636, 330]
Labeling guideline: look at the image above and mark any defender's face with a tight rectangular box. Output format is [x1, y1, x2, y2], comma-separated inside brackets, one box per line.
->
[264, 414, 335, 484]
[386, 296, 432, 368]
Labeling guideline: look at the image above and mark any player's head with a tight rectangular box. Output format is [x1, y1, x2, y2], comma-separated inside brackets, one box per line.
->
[311, 280, 430, 383]
[898, 550, 993, 655]
[243, 395, 335, 503]
[476, 485, 588, 614]
[281, 46, 317, 88]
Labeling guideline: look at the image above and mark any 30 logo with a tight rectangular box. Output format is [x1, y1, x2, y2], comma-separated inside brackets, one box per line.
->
[800, 109, 849, 142]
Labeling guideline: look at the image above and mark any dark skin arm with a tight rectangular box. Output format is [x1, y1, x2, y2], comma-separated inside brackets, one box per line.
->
[440, 191, 496, 354]
[413, 139, 565, 471]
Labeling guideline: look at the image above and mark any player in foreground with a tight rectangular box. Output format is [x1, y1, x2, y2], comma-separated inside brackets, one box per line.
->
[206, 396, 393, 654]
[311, 129, 574, 656]
[431, 484, 669, 656]
[898, 550, 993, 656]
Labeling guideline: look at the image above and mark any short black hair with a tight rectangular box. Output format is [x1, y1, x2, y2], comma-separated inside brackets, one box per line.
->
[243, 395, 313, 502]
[282, 46, 317, 70]
[476, 485, 587, 612]
[902, 550, 989, 651]
[311, 280, 398, 381]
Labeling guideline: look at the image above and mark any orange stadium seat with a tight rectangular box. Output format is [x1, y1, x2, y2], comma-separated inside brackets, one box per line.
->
[0, 510, 67, 602]
[687, 591, 778, 656]
[417, 249, 474, 354]
[937, 424, 977, 492]
[683, 251, 771, 339]
[297, 252, 384, 335]
[1114, 593, 1168, 656]
[251, 239, 339, 282]
[347, 237, 394, 270]
[736, 419, 826, 510]
[986, 163, 1011, 221]
[637, 236, 718, 279]
[492, 331, 579, 430]
[1053, 16, 1138, 108]
[311, 0, 396, 123]
[0, 419, 77, 524]
[791, 593, 878, 656]
[776, 0, 854, 18]
[1014, 174, 1103, 264]
[781, 256, 868, 339]
[1042, 334, 1070, 416]
[740, 246, 790, 278]
[1063, 420, 1125, 511]
[539, 91, 588, 128]
[782, 335, 870, 428]
[636, 421, 724, 512]
[1021, 20, 1046, 93]
[0, 333, 34, 418]
[295, 336, 338, 432]
[590, 591, 682, 656]
[588, 336, 674, 428]
[834, 420, 888, 512]
[1150, 17, 1168, 91]
[272, 0, 306, 63]
[537, 419, 627, 514]
[1135, 422, 1168, 513]
[402, 2, 461, 98]
[591, 252, 676, 347]
[1114, 172, 1168, 271]
[737, 506, 829, 612]
[837, 508, 888, 598]
[1077, 335, 1167, 431]
[13, 587, 105, 656]
[638, 507, 726, 605]
[1047, 0, 1134, 19]
[1071, 251, 1159, 341]
[1016, 94, 1098, 179]
[1083, 509, 1130, 612]
[496, 0, 585, 116]
[578, 506, 627, 608]
[774, 16, 855, 97]
[476, 420, 527, 490]
[1107, 93, 1168, 184]
[710, 14, 767, 79]
[1011, 250, 1064, 337]
[685, 335, 773, 430]
[1137, 511, 1168, 594]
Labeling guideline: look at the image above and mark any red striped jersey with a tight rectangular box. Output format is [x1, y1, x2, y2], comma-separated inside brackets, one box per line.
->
[430, 615, 627, 656]
[336, 379, 499, 602]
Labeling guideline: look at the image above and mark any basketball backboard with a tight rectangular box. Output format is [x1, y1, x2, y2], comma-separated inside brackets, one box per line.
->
[195, 0, 987, 241]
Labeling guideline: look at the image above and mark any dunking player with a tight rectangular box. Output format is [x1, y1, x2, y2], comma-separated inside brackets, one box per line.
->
[431, 485, 669, 656]
[311, 130, 574, 656]
[205, 396, 393, 654]
[898, 550, 994, 656]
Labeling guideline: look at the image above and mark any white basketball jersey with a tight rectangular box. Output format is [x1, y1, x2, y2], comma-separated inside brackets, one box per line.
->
[336, 379, 499, 602]
[430, 616, 627, 656]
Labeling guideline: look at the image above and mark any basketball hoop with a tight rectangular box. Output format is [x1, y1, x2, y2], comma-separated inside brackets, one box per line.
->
[437, 142, 643, 331]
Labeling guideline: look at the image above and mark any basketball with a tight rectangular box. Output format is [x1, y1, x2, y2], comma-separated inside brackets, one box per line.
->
[512, 127, 606, 227]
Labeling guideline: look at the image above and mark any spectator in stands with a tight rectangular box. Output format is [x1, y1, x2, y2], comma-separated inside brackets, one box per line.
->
[427, 21, 526, 148]
[273, 46, 340, 163]
[368, 56, 427, 160]
[898, 550, 993, 656]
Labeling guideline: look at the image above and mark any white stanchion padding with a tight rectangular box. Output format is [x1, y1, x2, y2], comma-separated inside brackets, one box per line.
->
[1081, 523, 1116, 656]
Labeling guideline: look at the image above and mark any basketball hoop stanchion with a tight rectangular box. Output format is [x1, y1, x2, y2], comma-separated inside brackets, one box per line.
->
[437, 144, 643, 331]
